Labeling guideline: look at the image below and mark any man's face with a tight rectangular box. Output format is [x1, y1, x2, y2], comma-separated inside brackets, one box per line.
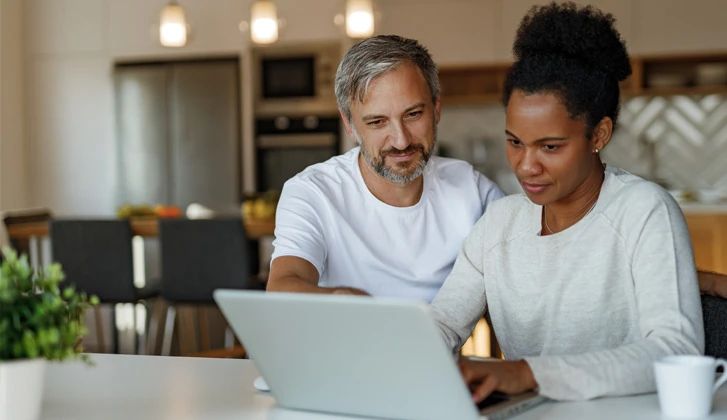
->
[342, 63, 440, 184]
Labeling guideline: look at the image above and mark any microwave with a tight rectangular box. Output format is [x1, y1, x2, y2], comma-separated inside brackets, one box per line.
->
[252, 42, 342, 117]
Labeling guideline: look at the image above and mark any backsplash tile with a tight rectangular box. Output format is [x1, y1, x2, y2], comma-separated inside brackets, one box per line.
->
[608, 94, 727, 194]
[438, 94, 727, 196]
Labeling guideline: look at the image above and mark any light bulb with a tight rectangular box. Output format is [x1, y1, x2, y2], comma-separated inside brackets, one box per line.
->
[159, 4, 187, 47]
[251, 1, 278, 44]
[346, 0, 374, 38]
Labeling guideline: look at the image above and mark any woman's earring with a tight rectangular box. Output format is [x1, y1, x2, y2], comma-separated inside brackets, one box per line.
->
[594, 148, 600, 154]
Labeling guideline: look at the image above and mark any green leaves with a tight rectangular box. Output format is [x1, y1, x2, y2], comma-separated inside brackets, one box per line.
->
[0, 246, 98, 364]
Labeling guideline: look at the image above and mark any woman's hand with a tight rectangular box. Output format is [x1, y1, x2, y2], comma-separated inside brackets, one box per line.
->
[458, 358, 538, 403]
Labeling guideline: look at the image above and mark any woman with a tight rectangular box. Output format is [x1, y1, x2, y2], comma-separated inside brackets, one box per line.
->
[431, 2, 704, 402]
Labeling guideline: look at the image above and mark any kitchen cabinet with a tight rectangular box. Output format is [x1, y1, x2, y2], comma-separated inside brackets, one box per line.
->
[439, 51, 727, 105]
[685, 213, 727, 274]
[439, 64, 510, 105]
[633, 0, 727, 55]
[114, 59, 241, 210]
[376, 0, 498, 66]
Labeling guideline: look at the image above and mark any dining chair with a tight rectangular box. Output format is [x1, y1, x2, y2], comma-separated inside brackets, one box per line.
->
[157, 218, 262, 357]
[50, 219, 161, 353]
[700, 270, 727, 360]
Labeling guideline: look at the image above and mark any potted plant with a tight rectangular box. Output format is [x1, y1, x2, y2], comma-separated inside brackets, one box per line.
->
[0, 246, 98, 420]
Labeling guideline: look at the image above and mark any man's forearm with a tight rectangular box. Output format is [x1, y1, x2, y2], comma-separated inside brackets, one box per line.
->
[266, 275, 335, 294]
[698, 269, 727, 299]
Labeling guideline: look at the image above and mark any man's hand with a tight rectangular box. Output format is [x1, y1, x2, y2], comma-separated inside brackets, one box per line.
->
[331, 287, 370, 296]
[698, 270, 727, 299]
[458, 359, 537, 403]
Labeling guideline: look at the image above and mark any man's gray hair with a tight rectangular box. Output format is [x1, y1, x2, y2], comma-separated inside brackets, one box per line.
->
[335, 35, 440, 120]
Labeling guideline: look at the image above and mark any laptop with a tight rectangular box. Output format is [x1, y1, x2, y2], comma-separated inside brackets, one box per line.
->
[213, 290, 546, 420]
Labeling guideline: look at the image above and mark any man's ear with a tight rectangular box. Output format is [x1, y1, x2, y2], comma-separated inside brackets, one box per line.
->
[340, 110, 358, 143]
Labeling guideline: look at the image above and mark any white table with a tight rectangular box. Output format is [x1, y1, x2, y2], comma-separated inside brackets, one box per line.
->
[42, 354, 727, 420]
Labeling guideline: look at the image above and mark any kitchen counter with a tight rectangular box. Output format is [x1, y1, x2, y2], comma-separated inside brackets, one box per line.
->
[679, 202, 727, 214]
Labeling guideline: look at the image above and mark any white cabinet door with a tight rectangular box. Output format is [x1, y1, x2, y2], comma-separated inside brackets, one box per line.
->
[377, 0, 498, 66]
[633, 0, 727, 55]
[496, 0, 635, 61]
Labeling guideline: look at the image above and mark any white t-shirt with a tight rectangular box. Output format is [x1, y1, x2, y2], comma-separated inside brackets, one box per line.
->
[271, 147, 504, 302]
[431, 166, 704, 400]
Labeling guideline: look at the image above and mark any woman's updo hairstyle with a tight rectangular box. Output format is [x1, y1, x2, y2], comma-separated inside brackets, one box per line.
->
[502, 1, 632, 139]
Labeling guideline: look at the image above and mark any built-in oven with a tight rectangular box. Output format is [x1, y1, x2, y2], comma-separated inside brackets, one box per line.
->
[256, 115, 340, 192]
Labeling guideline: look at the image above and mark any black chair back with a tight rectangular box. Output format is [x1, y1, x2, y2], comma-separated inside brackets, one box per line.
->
[50, 220, 138, 303]
[702, 294, 727, 360]
[158, 218, 258, 303]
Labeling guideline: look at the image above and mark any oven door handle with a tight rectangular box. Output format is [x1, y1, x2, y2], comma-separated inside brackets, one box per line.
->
[257, 133, 337, 148]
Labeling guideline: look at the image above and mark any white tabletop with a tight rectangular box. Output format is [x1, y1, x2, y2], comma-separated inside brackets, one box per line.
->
[42, 354, 727, 420]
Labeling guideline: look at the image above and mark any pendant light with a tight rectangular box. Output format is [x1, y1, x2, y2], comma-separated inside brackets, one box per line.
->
[159, 0, 188, 47]
[345, 0, 374, 38]
[251, 0, 279, 44]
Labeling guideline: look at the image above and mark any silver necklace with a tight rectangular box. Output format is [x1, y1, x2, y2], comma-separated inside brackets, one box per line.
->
[544, 200, 598, 234]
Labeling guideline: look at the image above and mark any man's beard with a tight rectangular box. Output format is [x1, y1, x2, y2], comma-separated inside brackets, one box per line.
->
[354, 123, 437, 185]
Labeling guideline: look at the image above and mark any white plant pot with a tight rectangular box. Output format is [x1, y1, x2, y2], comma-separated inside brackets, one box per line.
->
[0, 359, 46, 420]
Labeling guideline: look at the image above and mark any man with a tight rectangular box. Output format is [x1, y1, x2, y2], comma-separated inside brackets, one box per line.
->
[266, 35, 504, 302]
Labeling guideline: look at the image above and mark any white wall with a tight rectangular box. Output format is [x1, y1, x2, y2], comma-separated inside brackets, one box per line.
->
[0, 0, 29, 246]
[19, 0, 727, 218]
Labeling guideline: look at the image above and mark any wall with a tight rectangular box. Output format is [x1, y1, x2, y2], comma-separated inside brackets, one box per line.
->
[18, 0, 727, 217]
[377, 0, 727, 65]
[0, 0, 29, 246]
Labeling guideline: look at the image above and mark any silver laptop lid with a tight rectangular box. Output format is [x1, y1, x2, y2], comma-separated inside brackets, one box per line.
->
[214, 290, 480, 420]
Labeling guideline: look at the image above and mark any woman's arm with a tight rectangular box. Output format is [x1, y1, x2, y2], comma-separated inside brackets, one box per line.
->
[430, 215, 490, 353]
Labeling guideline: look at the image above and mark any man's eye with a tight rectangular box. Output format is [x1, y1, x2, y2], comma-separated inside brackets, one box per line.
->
[544, 145, 559, 151]
[506, 139, 522, 147]
[367, 120, 383, 127]
[407, 111, 422, 118]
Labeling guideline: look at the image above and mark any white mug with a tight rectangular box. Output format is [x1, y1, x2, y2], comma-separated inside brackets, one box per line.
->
[654, 355, 727, 418]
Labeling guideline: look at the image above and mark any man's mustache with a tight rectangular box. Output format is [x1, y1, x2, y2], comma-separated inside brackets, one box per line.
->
[381, 144, 426, 157]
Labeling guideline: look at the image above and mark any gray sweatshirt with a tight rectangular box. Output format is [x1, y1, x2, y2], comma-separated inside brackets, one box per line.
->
[430, 166, 704, 401]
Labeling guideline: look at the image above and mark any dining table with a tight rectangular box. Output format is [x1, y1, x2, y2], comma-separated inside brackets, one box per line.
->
[40, 353, 727, 420]
[5, 217, 275, 240]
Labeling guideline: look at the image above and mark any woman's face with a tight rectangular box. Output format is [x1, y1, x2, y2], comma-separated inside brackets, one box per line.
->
[505, 90, 606, 206]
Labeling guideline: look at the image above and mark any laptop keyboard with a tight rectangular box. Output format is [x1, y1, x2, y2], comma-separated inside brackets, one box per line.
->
[476, 391, 510, 410]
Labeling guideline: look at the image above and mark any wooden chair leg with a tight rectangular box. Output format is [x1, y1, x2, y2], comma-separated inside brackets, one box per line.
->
[145, 298, 166, 355]
[94, 305, 106, 354]
[198, 306, 211, 352]
[180, 306, 199, 355]
[161, 306, 176, 356]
